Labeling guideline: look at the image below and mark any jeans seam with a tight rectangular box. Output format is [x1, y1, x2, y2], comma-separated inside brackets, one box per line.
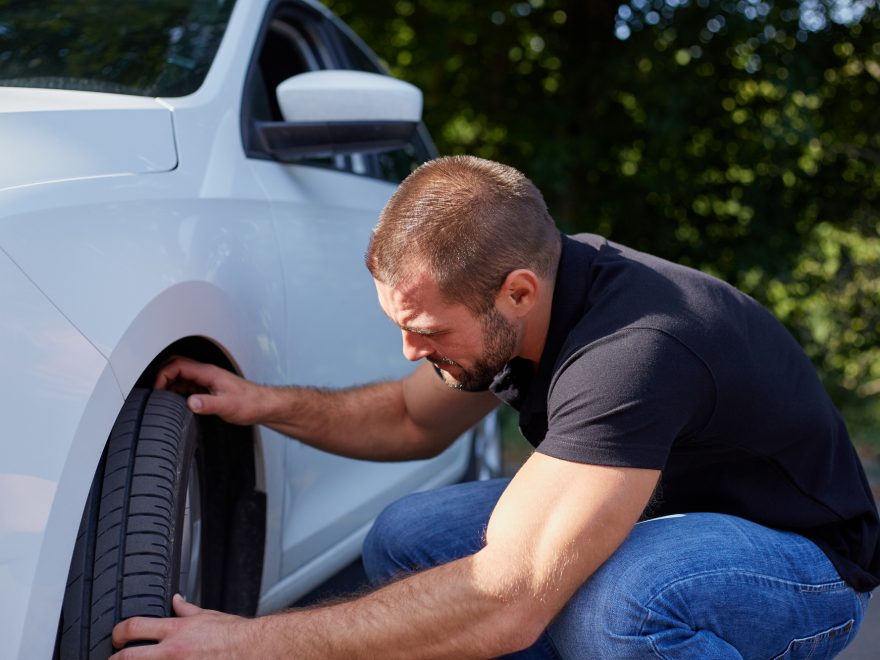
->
[641, 569, 848, 614]
[799, 580, 848, 593]
[646, 633, 671, 659]
[541, 631, 565, 660]
[637, 569, 851, 652]
[636, 595, 672, 659]
[769, 618, 856, 659]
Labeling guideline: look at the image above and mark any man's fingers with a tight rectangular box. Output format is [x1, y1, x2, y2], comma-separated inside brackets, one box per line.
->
[154, 358, 256, 425]
[109, 601, 250, 659]
[187, 393, 222, 416]
[154, 356, 190, 390]
[108, 642, 167, 660]
[154, 357, 221, 391]
[112, 616, 175, 650]
[172, 593, 205, 618]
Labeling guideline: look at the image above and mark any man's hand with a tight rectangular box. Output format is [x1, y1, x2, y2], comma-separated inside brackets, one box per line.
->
[156, 356, 496, 461]
[110, 595, 255, 659]
[108, 455, 659, 658]
[155, 357, 269, 425]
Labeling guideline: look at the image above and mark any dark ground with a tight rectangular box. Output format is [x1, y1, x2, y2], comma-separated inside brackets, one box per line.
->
[297, 454, 880, 657]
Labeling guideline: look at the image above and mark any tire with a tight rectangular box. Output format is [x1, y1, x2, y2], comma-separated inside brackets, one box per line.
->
[58, 389, 204, 659]
[464, 411, 504, 481]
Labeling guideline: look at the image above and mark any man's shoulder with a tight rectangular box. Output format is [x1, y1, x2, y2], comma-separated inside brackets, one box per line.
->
[561, 233, 766, 350]
[552, 326, 708, 392]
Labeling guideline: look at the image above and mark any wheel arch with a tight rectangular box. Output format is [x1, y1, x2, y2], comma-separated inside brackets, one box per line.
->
[132, 336, 266, 616]
[47, 333, 268, 658]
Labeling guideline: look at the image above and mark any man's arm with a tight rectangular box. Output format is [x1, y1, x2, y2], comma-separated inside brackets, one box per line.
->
[155, 357, 498, 460]
[111, 453, 660, 658]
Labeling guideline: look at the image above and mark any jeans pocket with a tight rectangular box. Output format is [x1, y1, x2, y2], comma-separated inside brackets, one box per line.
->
[770, 619, 854, 659]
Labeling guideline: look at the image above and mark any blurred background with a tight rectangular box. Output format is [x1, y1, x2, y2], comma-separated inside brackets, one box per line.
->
[4, 0, 875, 455]
[326, 0, 880, 462]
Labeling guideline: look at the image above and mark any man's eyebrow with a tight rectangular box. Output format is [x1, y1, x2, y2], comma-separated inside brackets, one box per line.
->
[401, 325, 441, 336]
[378, 307, 442, 336]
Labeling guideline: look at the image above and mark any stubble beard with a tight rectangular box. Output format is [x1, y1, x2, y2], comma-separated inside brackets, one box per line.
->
[435, 307, 519, 392]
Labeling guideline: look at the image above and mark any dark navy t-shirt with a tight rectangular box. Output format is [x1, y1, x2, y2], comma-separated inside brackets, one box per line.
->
[489, 233, 880, 592]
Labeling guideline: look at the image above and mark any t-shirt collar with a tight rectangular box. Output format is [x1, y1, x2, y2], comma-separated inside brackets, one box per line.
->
[489, 234, 596, 411]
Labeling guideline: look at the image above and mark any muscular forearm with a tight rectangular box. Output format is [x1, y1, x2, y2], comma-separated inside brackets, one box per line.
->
[258, 380, 442, 461]
[111, 552, 540, 659]
[157, 357, 496, 463]
[111, 457, 655, 660]
[248, 552, 537, 659]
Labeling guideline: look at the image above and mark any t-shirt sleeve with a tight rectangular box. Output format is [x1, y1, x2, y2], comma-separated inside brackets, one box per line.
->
[538, 328, 715, 469]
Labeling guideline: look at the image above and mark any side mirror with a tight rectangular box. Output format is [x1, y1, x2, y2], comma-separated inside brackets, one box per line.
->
[256, 70, 423, 162]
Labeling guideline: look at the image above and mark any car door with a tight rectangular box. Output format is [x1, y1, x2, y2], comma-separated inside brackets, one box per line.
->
[240, 2, 471, 589]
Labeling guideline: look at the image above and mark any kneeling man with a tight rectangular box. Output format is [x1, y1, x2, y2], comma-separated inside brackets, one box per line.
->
[113, 156, 878, 659]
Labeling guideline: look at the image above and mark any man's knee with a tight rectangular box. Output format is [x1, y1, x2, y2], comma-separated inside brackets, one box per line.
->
[362, 492, 430, 585]
[362, 480, 507, 586]
[547, 552, 743, 659]
[546, 514, 861, 659]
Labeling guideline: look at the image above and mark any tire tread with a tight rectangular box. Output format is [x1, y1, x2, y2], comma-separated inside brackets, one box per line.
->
[59, 389, 197, 659]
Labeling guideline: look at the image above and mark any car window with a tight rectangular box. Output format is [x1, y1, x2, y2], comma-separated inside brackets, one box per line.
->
[0, 0, 236, 97]
[242, 2, 435, 182]
[242, 3, 351, 171]
[333, 23, 436, 183]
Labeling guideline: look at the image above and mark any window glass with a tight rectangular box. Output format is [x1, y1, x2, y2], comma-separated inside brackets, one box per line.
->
[241, 6, 435, 181]
[333, 24, 436, 182]
[0, 0, 236, 97]
[374, 126, 435, 182]
[243, 9, 344, 171]
[254, 19, 319, 121]
[335, 26, 384, 75]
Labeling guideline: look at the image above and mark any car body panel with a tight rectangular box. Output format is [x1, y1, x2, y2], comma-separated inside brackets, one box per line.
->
[0, 0, 478, 655]
[257, 444, 471, 614]
[249, 161, 473, 581]
[0, 248, 124, 660]
[0, 88, 177, 191]
[0, 191, 286, 378]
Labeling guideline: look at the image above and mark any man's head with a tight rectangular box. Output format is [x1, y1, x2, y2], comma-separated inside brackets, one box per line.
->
[368, 156, 561, 390]
[366, 155, 561, 316]
[374, 270, 521, 391]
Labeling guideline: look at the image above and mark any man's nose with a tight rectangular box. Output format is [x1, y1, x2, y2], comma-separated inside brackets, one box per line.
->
[401, 331, 432, 362]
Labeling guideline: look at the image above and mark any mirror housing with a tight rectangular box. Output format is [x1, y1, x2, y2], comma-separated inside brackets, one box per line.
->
[256, 70, 423, 162]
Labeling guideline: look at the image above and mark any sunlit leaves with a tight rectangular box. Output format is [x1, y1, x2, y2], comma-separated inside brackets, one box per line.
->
[762, 223, 880, 397]
[326, 0, 879, 429]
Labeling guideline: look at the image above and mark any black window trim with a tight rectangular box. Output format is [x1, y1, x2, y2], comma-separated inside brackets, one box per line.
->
[239, 0, 437, 180]
[239, 0, 332, 161]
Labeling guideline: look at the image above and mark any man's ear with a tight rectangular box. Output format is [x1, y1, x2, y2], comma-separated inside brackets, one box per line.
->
[496, 269, 540, 317]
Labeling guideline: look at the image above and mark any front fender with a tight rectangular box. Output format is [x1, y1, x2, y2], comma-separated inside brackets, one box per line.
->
[0, 248, 123, 660]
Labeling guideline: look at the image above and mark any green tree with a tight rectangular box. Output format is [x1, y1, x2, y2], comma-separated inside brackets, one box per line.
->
[327, 0, 880, 439]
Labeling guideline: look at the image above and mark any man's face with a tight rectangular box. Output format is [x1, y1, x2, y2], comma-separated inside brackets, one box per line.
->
[375, 275, 520, 391]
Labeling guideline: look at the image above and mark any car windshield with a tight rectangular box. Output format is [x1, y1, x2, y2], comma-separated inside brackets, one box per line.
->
[0, 0, 237, 97]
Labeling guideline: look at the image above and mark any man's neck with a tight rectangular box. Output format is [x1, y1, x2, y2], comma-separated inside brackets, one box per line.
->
[517, 276, 555, 365]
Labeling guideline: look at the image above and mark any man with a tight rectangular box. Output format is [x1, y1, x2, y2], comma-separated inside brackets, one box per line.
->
[112, 156, 878, 658]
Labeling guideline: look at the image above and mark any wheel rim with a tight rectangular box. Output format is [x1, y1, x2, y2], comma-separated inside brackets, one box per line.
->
[178, 459, 203, 604]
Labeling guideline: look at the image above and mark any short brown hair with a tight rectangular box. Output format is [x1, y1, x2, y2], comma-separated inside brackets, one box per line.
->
[366, 156, 561, 314]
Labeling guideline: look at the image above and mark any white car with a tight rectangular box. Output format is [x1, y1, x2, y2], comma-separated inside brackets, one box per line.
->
[0, 2, 501, 658]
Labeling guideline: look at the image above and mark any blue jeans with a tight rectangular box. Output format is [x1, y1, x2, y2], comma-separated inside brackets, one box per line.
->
[362, 478, 872, 659]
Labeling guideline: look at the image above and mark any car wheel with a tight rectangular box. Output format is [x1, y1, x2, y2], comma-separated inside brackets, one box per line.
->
[465, 412, 504, 481]
[58, 388, 204, 659]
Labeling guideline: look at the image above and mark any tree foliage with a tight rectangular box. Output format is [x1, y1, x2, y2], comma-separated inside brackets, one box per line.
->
[327, 0, 880, 425]
[2, 0, 874, 432]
